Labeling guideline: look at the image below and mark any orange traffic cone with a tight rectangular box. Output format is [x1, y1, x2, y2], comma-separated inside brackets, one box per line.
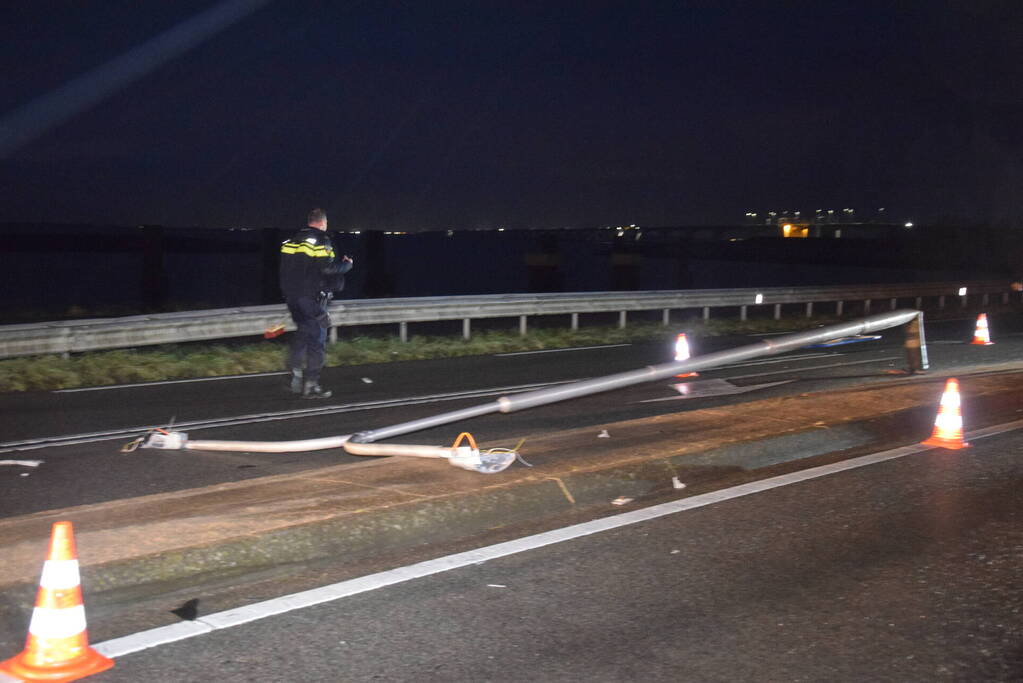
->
[0, 521, 114, 682]
[921, 378, 970, 450]
[673, 333, 698, 378]
[970, 314, 993, 345]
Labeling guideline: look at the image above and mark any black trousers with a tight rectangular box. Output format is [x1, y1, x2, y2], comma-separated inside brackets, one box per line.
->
[286, 296, 329, 383]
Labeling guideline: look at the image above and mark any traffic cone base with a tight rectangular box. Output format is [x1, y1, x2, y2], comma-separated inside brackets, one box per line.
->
[921, 434, 970, 450]
[921, 378, 971, 450]
[0, 522, 114, 682]
[0, 647, 114, 683]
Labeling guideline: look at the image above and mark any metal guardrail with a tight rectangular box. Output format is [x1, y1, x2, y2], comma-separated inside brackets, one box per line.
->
[0, 280, 1012, 359]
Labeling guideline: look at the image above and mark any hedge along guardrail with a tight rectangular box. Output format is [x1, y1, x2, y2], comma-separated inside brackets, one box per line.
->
[0, 280, 1013, 359]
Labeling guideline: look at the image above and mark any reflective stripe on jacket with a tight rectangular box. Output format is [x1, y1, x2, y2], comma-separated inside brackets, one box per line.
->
[279, 227, 347, 300]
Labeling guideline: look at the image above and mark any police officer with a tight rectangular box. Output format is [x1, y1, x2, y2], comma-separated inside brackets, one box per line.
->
[279, 208, 353, 398]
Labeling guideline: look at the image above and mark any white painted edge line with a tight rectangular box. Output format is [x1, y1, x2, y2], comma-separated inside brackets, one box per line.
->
[55, 372, 288, 393]
[94, 416, 1023, 659]
[495, 343, 632, 357]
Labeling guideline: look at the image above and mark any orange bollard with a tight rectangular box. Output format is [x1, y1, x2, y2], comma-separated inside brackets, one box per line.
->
[970, 313, 993, 345]
[921, 378, 970, 450]
[0, 522, 114, 682]
[673, 333, 698, 378]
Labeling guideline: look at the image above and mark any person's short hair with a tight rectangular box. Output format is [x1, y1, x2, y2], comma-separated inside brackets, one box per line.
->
[308, 208, 327, 225]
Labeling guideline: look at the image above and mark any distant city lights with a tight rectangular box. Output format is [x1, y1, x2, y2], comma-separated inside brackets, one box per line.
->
[743, 207, 912, 229]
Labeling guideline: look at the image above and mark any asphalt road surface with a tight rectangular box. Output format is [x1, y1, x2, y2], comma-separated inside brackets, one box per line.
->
[2, 314, 1022, 515]
[94, 422, 1023, 681]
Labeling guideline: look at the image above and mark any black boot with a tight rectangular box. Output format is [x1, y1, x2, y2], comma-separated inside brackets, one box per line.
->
[302, 380, 332, 399]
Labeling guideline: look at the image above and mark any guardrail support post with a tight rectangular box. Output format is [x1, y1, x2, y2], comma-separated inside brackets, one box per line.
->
[915, 297, 922, 309]
[773, 303, 781, 320]
[519, 315, 528, 337]
[889, 298, 896, 310]
[702, 306, 710, 321]
[837, 300, 844, 316]
[662, 308, 670, 325]
[805, 302, 813, 317]
[618, 311, 627, 329]
[740, 305, 747, 321]
[982, 293, 989, 306]
[904, 312, 929, 374]
[329, 326, 338, 344]
[571, 312, 579, 330]
[1002, 292, 1009, 304]
[63, 330, 75, 359]
[960, 294, 968, 308]
[462, 318, 471, 340]
[400, 322, 408, 343]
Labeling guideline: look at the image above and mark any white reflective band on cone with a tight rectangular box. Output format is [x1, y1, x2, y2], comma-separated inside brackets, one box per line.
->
[39, 559, 81, 590]
[935, 414, 962, 430]
[28, 605, 87, 639]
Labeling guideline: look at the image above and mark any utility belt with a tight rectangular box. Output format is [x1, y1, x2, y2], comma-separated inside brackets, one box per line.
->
[315, 291, 334, 329]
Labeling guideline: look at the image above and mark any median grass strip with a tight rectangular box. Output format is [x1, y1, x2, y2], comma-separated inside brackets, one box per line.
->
[0, 316, 844, 392]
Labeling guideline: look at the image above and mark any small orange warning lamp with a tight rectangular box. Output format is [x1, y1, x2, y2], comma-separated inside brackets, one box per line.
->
[264, 323, 286, 339]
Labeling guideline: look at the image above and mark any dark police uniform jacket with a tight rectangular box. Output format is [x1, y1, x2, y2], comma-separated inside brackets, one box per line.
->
[279, 227, 352, 302]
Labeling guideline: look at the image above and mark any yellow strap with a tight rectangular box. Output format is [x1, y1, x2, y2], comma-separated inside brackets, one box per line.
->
[451, 432, 478, 450]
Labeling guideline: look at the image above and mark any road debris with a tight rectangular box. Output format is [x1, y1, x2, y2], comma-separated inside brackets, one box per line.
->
[361, 377, 373, 384]
[597, 429, 610, 438]
[487, 584, 507, 588]
[611, 496, 633, 506]
[0, 460, 43, 467]
[672, 476, 686, 490]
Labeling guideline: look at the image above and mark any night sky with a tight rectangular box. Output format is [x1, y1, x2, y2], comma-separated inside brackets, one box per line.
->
[2, 1, 1021, 230]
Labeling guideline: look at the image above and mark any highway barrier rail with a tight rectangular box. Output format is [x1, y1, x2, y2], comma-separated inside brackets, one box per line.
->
[0, 280, 1013, 359]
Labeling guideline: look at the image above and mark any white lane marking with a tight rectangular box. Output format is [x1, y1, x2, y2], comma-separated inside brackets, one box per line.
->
[726, 356, 898, 381]
[0, 380, 575, 454]
[495, 344, 631, 357]
[55, 372, 288, 393]
[93, 417, 1023, 659]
